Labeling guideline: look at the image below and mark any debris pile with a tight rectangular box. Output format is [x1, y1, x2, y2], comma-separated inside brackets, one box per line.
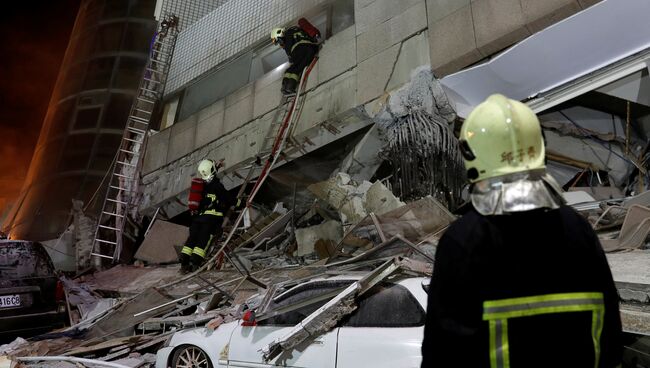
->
[1, 174, 455, 368]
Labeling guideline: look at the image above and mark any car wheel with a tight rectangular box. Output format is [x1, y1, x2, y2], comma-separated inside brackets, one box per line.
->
[171, 345, 213, 368]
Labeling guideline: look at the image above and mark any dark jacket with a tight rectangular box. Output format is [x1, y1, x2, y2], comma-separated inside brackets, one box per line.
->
[197, 178, 236, 218]
[282, 26, 317, 61]
[422, 205, 622, 368]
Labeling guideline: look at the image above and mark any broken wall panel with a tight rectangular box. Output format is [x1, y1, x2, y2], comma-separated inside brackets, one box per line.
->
[337, 196, 455, 253]
[134, 220, 189, 264]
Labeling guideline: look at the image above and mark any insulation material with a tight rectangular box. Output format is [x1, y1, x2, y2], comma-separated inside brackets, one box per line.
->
[381, 110, 464, 208]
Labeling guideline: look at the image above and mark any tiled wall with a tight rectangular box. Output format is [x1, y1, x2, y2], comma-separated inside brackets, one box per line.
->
[165, 0, 330, 94]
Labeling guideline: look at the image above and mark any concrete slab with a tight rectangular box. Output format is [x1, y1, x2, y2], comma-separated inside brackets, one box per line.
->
[471, 0, 531, 57]
[356, 43, 400, 105]
[167, 118, 197, 163]
[225, 83, 254, 107]
[134, 220, 189, 264]
[386, 30, 431, 91]
[143, 129, 170, 174]
[607, 250, 650, 286]
[253, 77, 283, 119]
[197, 98, 225, 123]
[296, 87, 331, 136]
[295, 220, 343, 256]
[223, 94, 254, 135]
[195, 108, 225, 149]
[520, 0, 581, 33]
[426, 0, 470, 24]
[578, 0, 602, 9]
[356, 1, 427, 62]
[318, 26, 357, 82]
[428, 5, 482, 77]
[355, 0, 423, 35]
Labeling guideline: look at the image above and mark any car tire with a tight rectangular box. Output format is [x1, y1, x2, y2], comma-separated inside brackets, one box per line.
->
[171, 344, 213, 368]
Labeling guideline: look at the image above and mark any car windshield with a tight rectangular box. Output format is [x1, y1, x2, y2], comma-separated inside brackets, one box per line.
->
[0, 241, 56, 280]
[258, 279, 425, 327]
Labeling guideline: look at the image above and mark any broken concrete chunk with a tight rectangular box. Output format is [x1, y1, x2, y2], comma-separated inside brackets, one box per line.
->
[308, 173, 405, 226]
[365, 181, 405, 215]
[295, 220, 343, 257]
[134, 220, 189, 264]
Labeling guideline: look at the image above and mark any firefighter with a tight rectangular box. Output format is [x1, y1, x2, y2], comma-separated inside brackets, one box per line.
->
[271, 23, 319, 95]
[421, 94, 622, 367]
[180, 159, 236, 273]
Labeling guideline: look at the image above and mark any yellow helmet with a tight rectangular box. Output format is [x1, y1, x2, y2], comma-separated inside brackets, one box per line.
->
[270, 27, 285, 45]
[198, 159, 217, 181]
[459, 94, 545, 183]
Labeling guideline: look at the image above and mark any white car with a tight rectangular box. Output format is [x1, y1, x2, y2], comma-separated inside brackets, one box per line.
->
[156, 276, 429, 368]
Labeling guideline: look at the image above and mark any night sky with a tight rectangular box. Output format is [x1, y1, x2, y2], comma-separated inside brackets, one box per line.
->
[0, 0, 80, 216]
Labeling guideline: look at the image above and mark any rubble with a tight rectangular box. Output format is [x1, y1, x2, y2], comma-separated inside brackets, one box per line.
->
[295, 220, 342, 257]
[308, 173, 405, 224]
[134, 220, 188, 264]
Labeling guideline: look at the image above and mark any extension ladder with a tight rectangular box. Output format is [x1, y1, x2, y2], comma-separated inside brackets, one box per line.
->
[91, 16, 179, 261]
[162, 57, 318, 289]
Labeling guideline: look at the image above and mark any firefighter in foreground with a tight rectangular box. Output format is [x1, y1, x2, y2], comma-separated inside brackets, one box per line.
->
[180, 159, 236, 273]
[271, 18, 320, 95]
[421, 94, 622, 367]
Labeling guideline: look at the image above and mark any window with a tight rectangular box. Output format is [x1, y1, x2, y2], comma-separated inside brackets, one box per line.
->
[83, 57, 116, 90]
[94, 23, 125, 53]
[58, 133, 96, 172]
[73, 107, 102, 130]
[101, 93, 133, 129]
[339, 283, 425, 328]
[170, 0, 355, 126]
[49, 100, 76, 137]
[114, 57, 147, 89]
[178, 52, 253, 121]
[259, 280, 352, 326]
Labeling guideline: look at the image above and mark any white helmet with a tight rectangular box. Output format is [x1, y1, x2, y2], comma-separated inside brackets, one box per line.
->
[198, 159, 217, 182]
[271, 27, 285, 45]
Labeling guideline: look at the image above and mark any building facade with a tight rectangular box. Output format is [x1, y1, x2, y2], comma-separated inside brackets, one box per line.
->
[139, 0, 606, 219]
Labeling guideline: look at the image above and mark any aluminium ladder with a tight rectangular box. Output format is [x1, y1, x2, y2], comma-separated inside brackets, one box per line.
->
[91, 16, 179, 262]
[215, 57, 319, 267]
[158, 57, 319, 292]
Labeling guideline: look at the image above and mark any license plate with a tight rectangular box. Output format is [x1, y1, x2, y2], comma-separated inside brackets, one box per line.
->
[0, 294, 21, 308]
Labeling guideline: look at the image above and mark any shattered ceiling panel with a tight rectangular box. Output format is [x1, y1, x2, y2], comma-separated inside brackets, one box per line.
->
[440, 0, 650, 117]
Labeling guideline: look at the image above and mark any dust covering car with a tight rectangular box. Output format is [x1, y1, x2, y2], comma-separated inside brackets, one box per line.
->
[0, 240, 67, 342]
[156, 276, 428, 368]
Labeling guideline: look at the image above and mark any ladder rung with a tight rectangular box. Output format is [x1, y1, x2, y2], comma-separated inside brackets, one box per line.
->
[134, 108, 153, 115]
[137, 97, 156, 104]
[99, 225, 120, 231]
[110, 185, 129, 191]
[142, 78, 162, 85]
[130, 116, 149, 123]
[140, 87, 159, 95]
[95, 239, 118, 245]
[127, 127, 146, 134]
[117, 160, 136, 167]
[103, 211, 124, 218]
[123, 137, 144, 144]
[119, 148, 139, 155]
[91, 252, 114, 260]
[151, 49, 172, 58]
[145, 67, 165, 75]
[113, 172, 134, 179]
[107, 198, 128, 205]
[149, 59, 168, 65]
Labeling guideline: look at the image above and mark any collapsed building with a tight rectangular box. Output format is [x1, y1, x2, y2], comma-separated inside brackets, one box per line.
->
[2, 0, 650, 366]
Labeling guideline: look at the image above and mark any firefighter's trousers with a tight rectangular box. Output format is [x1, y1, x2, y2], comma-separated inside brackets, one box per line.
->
[282, 44, 318, 93]
[180, 214, 224, 267]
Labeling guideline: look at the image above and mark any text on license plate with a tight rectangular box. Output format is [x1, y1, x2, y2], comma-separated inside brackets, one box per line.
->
[0, 294, 21, 308]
